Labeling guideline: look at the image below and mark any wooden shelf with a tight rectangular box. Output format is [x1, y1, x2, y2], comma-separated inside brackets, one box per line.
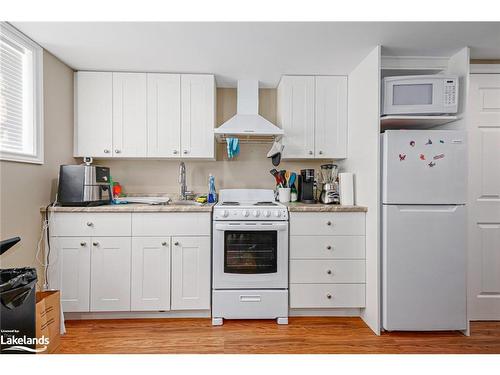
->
[380, 115, 459, 130]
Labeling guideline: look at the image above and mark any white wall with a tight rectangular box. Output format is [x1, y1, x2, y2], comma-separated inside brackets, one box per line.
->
[344, 46, 382, 334]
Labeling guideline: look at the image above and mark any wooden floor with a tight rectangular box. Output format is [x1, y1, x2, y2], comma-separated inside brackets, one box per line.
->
[56, 317, 500, 354]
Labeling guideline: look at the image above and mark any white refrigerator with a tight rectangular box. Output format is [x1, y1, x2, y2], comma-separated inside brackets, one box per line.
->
[382, 130, 467, 331]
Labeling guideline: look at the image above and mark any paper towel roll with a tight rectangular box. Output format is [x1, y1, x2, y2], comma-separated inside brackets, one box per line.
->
[339, 173, 354, 206]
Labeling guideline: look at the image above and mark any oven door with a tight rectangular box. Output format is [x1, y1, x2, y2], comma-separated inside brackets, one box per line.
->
[213, 221, 288, 289]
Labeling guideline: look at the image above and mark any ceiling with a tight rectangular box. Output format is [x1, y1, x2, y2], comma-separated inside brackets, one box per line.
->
[12, 22, 500, 87]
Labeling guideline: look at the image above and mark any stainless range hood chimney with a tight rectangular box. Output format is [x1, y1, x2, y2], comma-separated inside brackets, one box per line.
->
[214, 80, 283, 142]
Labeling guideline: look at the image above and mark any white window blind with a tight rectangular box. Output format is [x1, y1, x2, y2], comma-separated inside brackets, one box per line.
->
[0, 23, 43, 164]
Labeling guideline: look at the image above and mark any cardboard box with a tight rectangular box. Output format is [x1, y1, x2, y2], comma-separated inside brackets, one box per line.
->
[35, 291, 61, 354]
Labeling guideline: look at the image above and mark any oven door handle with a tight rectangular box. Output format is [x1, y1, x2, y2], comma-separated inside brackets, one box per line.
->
[214, 222, 288, 231]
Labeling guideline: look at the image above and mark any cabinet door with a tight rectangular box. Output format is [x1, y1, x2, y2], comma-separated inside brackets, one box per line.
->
[180, 74, 215, 158]
[113, 73, 147, 157]
[147, 74, 181, 157]
[74, 72, 113, 157]
[90, 237, 131, 311]
[314, 76, 348, 158]
[50, 237, 91, 312]
[171, 236, 211, 310]
[278, 76, 315, 159]
[131, 237, 171, 311]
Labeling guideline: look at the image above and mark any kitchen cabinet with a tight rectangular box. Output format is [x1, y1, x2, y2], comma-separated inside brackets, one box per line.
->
[147, 74, 181, 157]
[180, 74, 215, 158]
[171, 236, 211, 310]
[74, 72, 113, 157]
[90, 237, 131, 311]
[277, 75, 348, 159]
[112, 73, 148, 157]
[131, 237, 171, 311]
[74, 72, 215, 159]
[51, 237, 91, 312]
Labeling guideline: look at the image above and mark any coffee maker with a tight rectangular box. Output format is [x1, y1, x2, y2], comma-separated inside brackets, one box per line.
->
[320, 164, 340, 204]
[298, 169, 316, 204]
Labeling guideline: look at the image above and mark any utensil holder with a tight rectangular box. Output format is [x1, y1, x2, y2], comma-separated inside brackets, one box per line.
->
[278, 188, 291, 203]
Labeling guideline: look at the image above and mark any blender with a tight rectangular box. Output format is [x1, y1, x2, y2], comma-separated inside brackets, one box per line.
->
[320, 164, 340, 204]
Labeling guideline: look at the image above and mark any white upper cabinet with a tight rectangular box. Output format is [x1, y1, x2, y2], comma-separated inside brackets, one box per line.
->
[74, 72, 214, 159]
[113, 73, 148, 157]
[277, 75, 348, 159]
[147, 74, 181, 157]
[314, 76, 347, 158]
[74, 72, 113, 157]
[277, 76, 315, 159]
[181, 74, 215, 158]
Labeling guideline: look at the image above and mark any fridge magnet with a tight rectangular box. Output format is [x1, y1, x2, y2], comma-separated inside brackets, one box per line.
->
[428, 161, 436, 167]
[419, 154, 426, 160]
[439, 140, 445, 144]
[425, 139, 433, 145]
[410, 140, 415, 147]
[399, 153, 406, 161]
[433, 153, 445, 160]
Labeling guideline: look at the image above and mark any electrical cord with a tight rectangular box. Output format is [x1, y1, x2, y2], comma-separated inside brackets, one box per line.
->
[35, 200, 57, 290]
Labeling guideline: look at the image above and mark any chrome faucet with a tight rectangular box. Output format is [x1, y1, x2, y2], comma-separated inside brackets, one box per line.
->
[179, 162, 188, 200]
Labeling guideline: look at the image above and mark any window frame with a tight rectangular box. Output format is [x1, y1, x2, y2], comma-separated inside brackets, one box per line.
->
[0, 22, 44, 164]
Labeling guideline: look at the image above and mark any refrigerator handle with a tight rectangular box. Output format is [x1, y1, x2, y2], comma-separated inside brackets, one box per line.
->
[396, 205, 462, 213]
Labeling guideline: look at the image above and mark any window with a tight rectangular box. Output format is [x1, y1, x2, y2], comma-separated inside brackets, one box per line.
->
[0, 22, 43, 164]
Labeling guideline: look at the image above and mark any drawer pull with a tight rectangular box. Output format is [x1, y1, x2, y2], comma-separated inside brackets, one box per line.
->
[161, 241, 168, 246]
[327, 269, 332, 275]
[240, 295, 261, 302]
[326, 294, 332, 299]
[174, 241, 179, 246]
[326, 245, 332, 250]
[86, 222, 94, 227]
[326, 221, 332, 226]
[80, 242, 87, 247]
[92, 241, 99, 247]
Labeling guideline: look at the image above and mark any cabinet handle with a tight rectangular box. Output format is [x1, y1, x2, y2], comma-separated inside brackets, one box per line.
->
[326, 245, 332, 250]
[104, 149, 110, 154]
[173, 150, 178, 155]
[326, 221, 332, 226]
[115, 149, 121, 154]
[92, 241, 99, 247]
[183, 150, 188, 155]
[319, 150, 323, 155]
[86, 222, 93, 227]
[308, 150, 313, 155]
[326, 294, 332, 300]
[174, 241, 179, 246]
[80, 242, 87, 247]
[161, 241, 167, 246]
[327, 269, 332, 275]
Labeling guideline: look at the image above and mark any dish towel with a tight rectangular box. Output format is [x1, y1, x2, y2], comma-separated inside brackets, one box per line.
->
[226, 137, 240, 159]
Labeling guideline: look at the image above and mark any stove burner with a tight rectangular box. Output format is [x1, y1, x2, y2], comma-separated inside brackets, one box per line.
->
[220, 201, 240, 206]
[254, 201, 278, 206]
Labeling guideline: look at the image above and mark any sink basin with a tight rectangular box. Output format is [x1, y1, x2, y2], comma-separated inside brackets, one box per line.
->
[169, 200, 203, 206]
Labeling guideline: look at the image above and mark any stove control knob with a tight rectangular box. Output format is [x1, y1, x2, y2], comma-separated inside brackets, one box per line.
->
[242, 210, 249, 217]
[263, 210, 271, 217]
[252, 210, 260, 217]
[222, 210, 229, 217]
[274, 211, 280, 217]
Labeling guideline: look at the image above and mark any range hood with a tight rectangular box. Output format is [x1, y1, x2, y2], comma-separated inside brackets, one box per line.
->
[214, 80, 283, 142]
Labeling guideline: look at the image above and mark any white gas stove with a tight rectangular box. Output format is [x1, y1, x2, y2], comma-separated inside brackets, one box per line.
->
[212, 189, 289, 326]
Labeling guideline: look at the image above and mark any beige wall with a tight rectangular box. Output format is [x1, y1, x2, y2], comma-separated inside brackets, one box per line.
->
[101, 88, 326, 195]
[0, 51, 75, 282]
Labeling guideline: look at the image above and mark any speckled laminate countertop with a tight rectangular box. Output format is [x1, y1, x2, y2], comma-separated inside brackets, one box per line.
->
[41, 203, 215, 213]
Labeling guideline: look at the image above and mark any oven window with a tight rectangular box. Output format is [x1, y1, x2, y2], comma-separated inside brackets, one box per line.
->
[224, 231, 277, 274]
[393, 84, 433, 105]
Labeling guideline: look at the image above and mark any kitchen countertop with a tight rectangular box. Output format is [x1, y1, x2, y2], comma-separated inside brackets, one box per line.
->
[284, 202, 367, 212]
[41, 203, 215, 213]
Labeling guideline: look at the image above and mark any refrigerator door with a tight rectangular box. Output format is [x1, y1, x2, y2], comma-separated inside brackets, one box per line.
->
[382, 130, 466, 204]
[382, 204, 466, 331]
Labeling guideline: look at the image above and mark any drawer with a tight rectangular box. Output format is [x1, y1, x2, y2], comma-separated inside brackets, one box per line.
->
[290, 212, 365, 236]
[212, 289, 288, 319]
[290, 284, 365, 308]
[52, 213, 132, 237]
[290, 235, 365, 259]
[132, 212, 211, 236]
[290, 259, 365, 283]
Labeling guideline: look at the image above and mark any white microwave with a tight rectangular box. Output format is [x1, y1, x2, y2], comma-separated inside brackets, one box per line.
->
[382, 75, 459, 115]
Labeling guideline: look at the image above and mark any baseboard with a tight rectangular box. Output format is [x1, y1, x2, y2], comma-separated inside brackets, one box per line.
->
[289, 308, 361, 317]
[64, 310, 211, 320]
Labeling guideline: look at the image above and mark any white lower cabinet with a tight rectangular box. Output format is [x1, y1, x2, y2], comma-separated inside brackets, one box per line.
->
[171, 236, 211, 310]
[131, 237, 171, 311]
[52, 237, 91, 312]
[90, 237, 132, 311]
